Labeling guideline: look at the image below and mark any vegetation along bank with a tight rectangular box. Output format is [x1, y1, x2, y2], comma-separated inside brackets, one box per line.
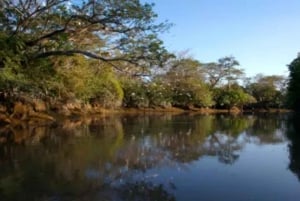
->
[1, 1, 299, 124]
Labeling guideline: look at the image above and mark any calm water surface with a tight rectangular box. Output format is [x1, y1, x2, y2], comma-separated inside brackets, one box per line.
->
[0, 113, 300, 201]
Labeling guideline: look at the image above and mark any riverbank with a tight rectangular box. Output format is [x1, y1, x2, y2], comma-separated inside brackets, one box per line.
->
[0, 98, 292, 126]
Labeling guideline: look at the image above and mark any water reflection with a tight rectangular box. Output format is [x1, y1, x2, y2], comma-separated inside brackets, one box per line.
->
[0, 113, 297, 201]
[286, 113, 300, 180]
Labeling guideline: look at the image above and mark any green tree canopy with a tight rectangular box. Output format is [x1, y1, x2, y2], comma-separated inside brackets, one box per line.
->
[204, 56, 244, 89]
[246, 74, 287, 109]
[162, 58, 213, 107]
[214, 86, 255, 110]
[0, 0, 172, 72]
[287, 55, 300, 111]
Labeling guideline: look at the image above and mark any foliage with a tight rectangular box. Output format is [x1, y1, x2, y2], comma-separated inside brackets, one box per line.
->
[145, 79, 172, 107]
[1, 0, 168, 108]
[0, 33, 29, 94]
[214, 86, 256, 109]
[0, 0, 290, 111]
[0, 0, 172, 72]
[0, 44, 58, 98]
[204, 56, 244, 89]
[162, 58, 213, 107]
[93, 74, 124, 108]
[121, 78, 149, 108]
[54, 56, 123, 107]
[287, 56, 300, 111]
[246, 74, 287, 109]
[171, 81, 213, 108]
[121, 76, 173, 108]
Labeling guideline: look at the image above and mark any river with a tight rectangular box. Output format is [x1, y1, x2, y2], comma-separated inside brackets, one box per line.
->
[0, 113, 299, 201]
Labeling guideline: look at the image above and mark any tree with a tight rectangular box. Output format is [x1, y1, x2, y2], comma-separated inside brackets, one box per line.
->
[145, 79, 172, 107]
[246, 74, 287, 109]
[162, 58, 213, 108]
[204, 56, 244, 89]
[214, 86, 255, 110]
[0, 0, 172, 73]
[121, 78, 149, 108]
[287, 55, 300, 111]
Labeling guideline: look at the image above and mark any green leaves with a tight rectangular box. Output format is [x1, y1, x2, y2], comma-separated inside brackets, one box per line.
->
[121, 79, 149, 108]
[204, 56, 244, 89]
[52, 55, 123, 106]
[161, 58, 213, 107]
[246, 75, 287, 109]
[0, 0, 172, 78]
[287, 56, 300, 111]
[214, 87, 255, 109]
[0, 0, 172, 106]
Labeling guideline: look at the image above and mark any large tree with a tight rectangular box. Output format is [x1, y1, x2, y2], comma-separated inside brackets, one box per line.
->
[0, 0, 171, 74]
[204, 56, 244, 89]
[287, 55, 300, 111]
[246, 74, 287, 109]
[162, 58, 213, 107]
[214, 84, 255, 110]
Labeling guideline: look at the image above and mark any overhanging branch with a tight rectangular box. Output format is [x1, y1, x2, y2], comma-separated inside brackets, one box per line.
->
[25, 28, 66, 46]
[34, 50, 133, 62]
[34, 50, 143, 72]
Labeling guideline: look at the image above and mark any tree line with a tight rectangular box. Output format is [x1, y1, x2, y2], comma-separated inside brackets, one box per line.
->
[0, 0, 298, 112]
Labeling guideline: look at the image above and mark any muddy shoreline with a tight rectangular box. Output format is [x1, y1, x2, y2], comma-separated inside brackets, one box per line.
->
[0, 98, 291, 126]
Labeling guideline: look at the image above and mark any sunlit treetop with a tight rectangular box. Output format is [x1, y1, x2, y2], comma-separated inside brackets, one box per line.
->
[0, 0, 173, 74]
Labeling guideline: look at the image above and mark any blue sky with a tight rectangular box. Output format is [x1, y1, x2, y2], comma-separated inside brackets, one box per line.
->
[146, 0, 300, 77]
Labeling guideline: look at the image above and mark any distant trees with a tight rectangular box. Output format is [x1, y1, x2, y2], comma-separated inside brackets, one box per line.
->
[214, 85, 256, 110]
[122, 57, 213, 109]
[204, 56, 243, 89]
[202, 56, 253, 110]
[162, 58, 213, 108]
[120, 54, 288, 111]
[246, 74, 287, 109]
[0, 0, 290, 112]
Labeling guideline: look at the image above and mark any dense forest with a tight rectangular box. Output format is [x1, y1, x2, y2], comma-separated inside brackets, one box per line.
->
[0, 0, 299, 121]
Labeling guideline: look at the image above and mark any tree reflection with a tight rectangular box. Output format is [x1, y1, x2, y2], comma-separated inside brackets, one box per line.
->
[245, 114, 287, 144]
[0, 114, 289, 200]
[119, 181, 175, 201]
[286, 113, 300, 180]
[204, 133, 241, 164]
[213, 114, 254, 136]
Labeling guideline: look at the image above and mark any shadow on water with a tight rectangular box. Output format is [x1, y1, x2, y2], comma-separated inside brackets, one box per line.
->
[286, 113, 300, 180]
[0, 113, 296, 201]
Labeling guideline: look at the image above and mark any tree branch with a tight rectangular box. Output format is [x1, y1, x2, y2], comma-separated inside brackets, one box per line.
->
[33, 50, 154, 76]
[34, 50, 140, 64]
[25, 28, 66, 46]
[12, 0, 68, 35]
